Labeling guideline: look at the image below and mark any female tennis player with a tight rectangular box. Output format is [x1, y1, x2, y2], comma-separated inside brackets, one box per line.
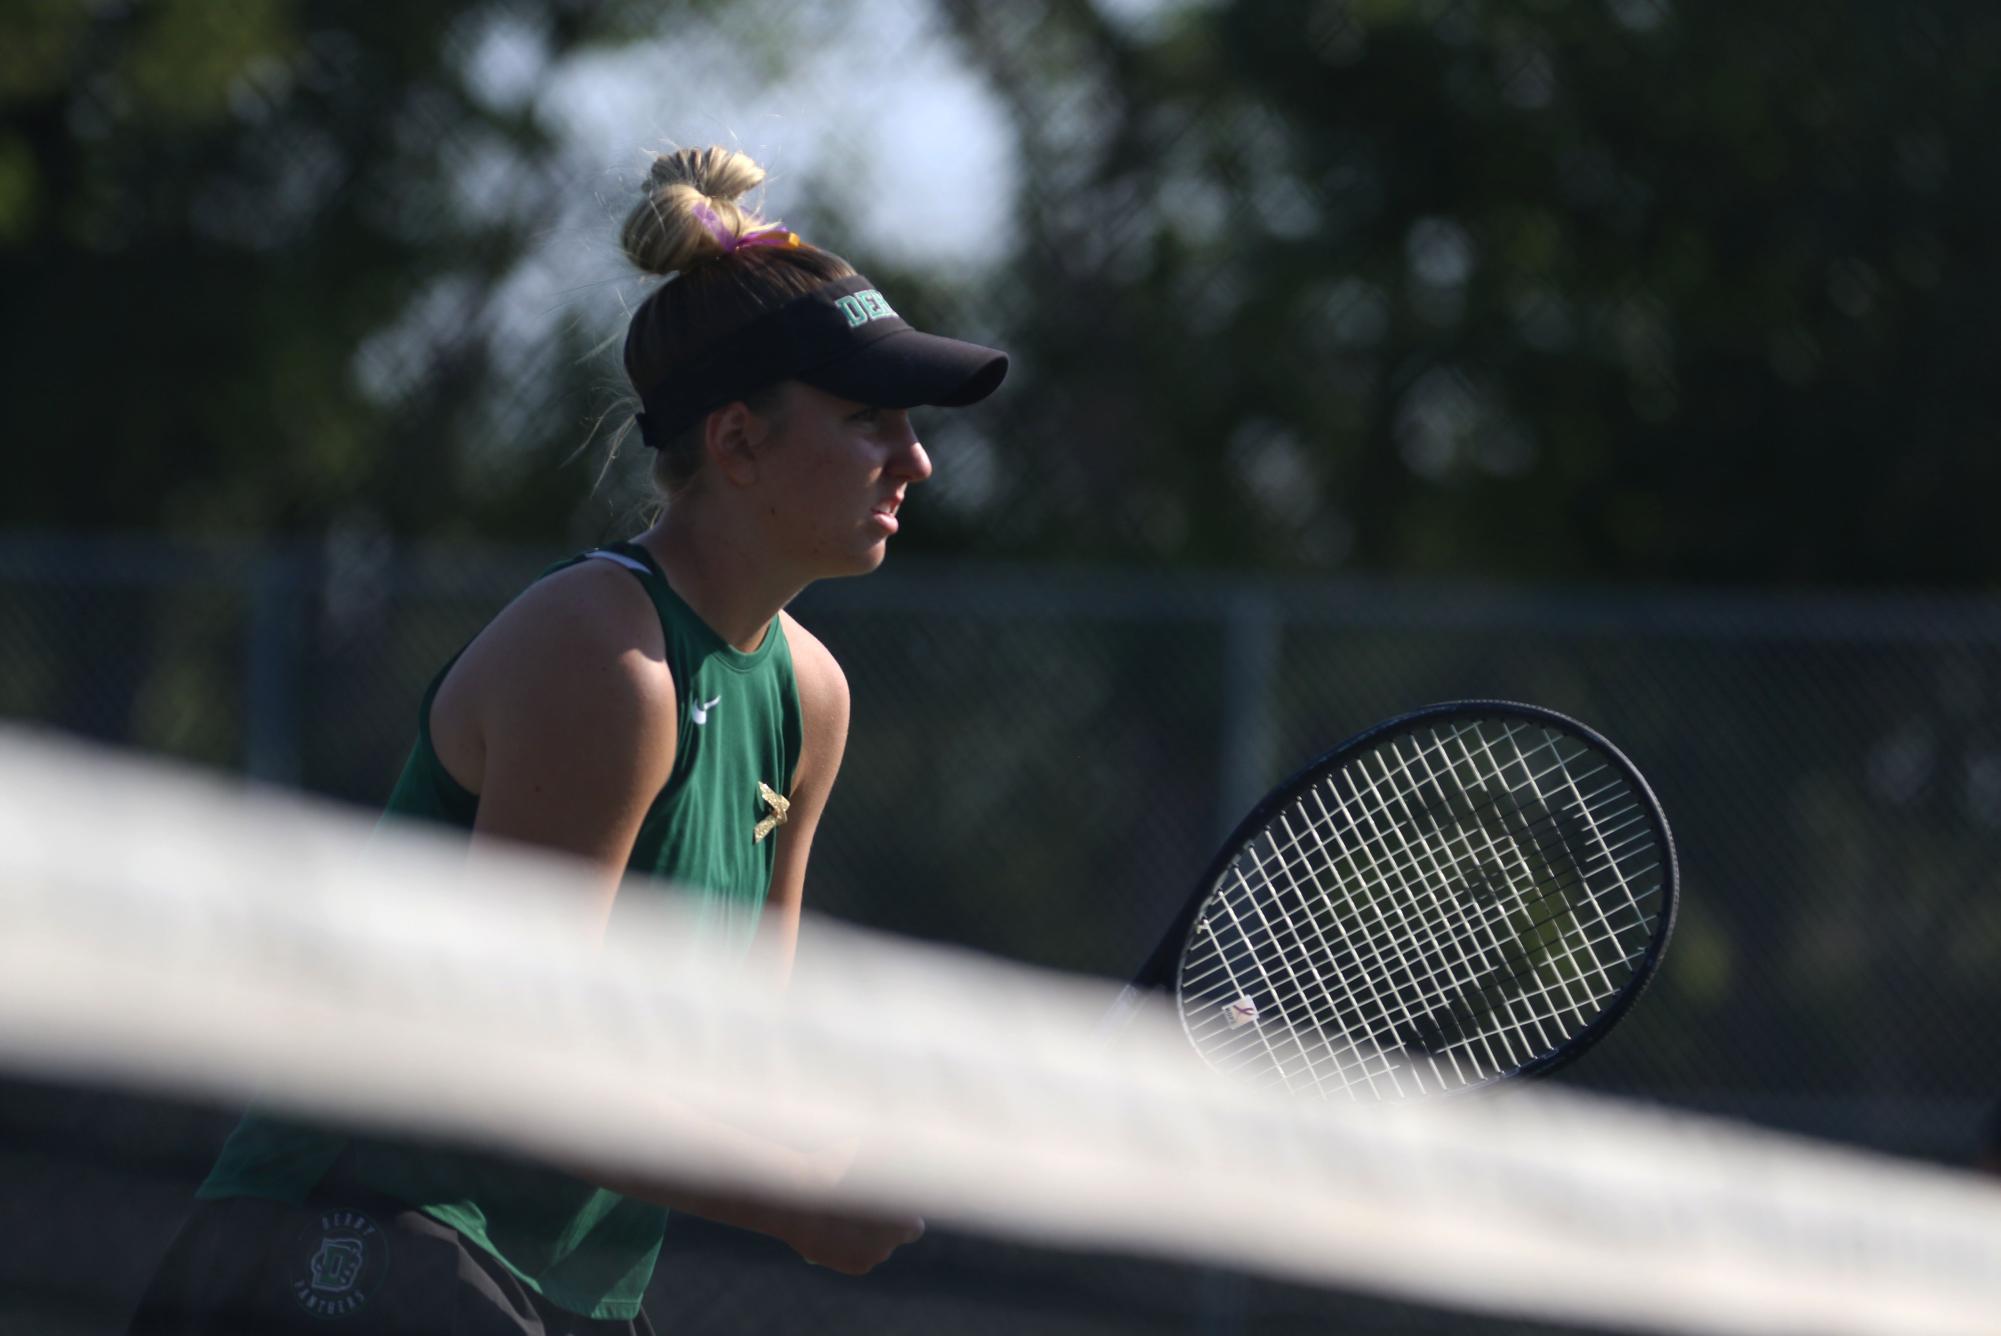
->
[129, 145, 1007, 1334]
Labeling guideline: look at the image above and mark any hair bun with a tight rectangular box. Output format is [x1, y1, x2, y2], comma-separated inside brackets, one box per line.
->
[621, 146, 773, 277]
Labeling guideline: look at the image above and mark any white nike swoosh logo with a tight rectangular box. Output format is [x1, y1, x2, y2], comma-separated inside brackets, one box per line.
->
[691, 695, 722, 726]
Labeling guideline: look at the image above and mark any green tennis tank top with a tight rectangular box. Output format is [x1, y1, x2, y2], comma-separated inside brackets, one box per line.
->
[197, 542, 804, 1319]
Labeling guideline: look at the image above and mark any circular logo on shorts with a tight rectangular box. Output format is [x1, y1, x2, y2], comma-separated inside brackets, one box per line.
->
[288, 1208, 389, 1318]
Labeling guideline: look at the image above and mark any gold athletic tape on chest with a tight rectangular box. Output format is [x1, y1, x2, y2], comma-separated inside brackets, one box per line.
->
[754, 782, 790, 843]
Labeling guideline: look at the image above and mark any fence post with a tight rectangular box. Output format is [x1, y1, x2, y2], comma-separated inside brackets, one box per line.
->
[244, 548, 302, 785]
[1216, 587, 1282, 846]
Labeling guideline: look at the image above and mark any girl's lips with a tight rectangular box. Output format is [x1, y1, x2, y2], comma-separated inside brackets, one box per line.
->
[870, 494, 903, 535]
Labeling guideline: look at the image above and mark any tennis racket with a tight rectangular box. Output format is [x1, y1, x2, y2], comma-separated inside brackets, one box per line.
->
[1108, 701, 1677, 1101]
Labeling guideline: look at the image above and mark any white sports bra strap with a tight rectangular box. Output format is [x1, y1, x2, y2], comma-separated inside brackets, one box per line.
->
[582, 549, 650, 576]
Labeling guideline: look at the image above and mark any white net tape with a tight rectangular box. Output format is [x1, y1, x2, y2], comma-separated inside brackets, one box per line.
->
[2, 726, 1998, 1334]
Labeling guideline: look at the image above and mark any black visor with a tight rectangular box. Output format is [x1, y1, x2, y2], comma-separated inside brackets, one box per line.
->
[635, 275, 1008, 447]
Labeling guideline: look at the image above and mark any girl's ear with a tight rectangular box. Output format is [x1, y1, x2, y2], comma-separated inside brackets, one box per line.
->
[703, 401, 768, 487]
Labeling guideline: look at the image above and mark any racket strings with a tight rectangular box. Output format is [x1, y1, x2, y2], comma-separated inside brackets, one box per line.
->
[1246, 815, 1441, 1098]
[1217, 770, 1641, 974]
[1310, 728, 1661, 1066]
[1309, 730, 1588, 1074]
[1453, 720, 1661, 1028]
[1278, 798, 1516, 1093]
[1176, 752, 1600, 1012]
[1425, 722, 1640, 1035]
[1192, 746, 1656, 1023]
[1198, 939, 1654, 1101]
[1177, 718, 1670, 1098]
[1184, 828, 1439, 1099]
[1523, 723, 1660, 986]
[1326, 724, 1657, 980]
[1196, 871, 1371, 1093]
[1262, 726, 1647, 959]
[1185, 869, 1660, 1077]
[1197, 931, 1654, 1096]
[1190, 890, 1657, 1095]
[1186, 862, 1659, 1096]
[1320, 756, 1664, 1072]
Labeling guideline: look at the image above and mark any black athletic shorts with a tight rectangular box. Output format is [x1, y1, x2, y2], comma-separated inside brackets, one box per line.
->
[127, 1159, 656, 1336]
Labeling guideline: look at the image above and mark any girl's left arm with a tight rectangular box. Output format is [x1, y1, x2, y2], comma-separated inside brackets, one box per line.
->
[758, 612, 851, 981]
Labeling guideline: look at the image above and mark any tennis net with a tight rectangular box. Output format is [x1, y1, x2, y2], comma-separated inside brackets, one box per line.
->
[2, 725, 1998, 1334]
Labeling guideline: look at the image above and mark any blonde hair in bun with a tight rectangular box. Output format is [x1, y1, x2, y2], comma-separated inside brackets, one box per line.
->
[621, 146, 775, 277]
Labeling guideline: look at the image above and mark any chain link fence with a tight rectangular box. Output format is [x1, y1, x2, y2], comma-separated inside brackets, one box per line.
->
[10, 535, 2001, 1137]
[5, 535, 1999, 1331]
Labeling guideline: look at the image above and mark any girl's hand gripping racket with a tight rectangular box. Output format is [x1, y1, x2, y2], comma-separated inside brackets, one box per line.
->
[1108, 701, 1678, 1101]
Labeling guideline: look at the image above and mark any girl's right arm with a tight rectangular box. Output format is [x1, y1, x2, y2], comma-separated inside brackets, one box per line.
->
[427, 560, 921, 1272]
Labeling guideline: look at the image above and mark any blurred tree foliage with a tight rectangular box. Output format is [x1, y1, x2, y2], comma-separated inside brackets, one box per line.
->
[0, 0, 630, 542]
[937, 0, 2001, 585]
[6, 0, 2001, 586]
